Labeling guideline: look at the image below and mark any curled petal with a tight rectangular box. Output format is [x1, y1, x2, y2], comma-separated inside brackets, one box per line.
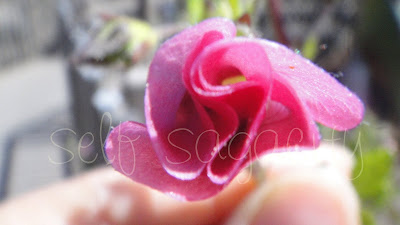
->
[257, 39, 364, 130]
[206, 85, 266, 183]
[252, 78, 320, 161]
[208, 78, 320, 183]
[183, 39, 275, 183]
[186, 38, 272, 99]
[188, 39, 275, 148]
[105, 121, 225, 201]
[145, 18, 236, 179]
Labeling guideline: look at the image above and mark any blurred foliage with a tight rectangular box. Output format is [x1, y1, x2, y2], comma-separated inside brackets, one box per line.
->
[187, 0, 206, 24]
[320, 111, 397, 225]
[228, 0, 244, 19]
[80, 16, 158, 66]
[186, 0, 255, 24]
[211, 0, 234, 19]
[301, 34, 319, 60]
[353, 148, 394, 205]
[361, 209, 376, 225]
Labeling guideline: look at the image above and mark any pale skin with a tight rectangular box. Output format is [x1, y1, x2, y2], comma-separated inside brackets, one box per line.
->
[0, 144, 359, 225]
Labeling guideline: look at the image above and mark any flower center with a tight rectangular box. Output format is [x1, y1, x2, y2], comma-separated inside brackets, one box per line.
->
[221, 75, 246, 85]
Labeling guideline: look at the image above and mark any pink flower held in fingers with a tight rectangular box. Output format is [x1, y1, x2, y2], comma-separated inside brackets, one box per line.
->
[105, 18, 364, 201]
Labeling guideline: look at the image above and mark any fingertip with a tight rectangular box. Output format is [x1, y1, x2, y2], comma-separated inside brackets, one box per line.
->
[225, 145, 360, 225]
[251, 171, 360, 225]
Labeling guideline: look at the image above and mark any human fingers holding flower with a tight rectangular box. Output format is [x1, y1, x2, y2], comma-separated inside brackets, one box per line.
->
[0, 144, 359, 225]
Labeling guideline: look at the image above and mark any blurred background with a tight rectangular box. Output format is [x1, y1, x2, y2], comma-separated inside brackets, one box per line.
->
[0, 0, 399, 224]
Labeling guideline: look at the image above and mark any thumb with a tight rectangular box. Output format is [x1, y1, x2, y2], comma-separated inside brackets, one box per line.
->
[225, 144, 360, 225]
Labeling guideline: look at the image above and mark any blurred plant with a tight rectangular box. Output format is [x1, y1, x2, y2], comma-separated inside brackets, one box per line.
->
[186, 0, 206, 24]
[186, 0, 256, 24]
[301, 34, 319, 60]
[351, 115, 397, 225]
[76, 16, 158, 66]
[355, 148, 394, 225]
[320, 111, 397, 225]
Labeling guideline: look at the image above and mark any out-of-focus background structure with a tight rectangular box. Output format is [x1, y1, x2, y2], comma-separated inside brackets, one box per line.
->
[0, 0, 399, 224]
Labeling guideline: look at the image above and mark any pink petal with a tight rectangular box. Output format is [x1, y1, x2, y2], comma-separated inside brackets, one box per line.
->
[181, 30, 241, 156]
[206, 85, 266, 183]
[208, 78, 320, 183]
[145, 18, 236, 179]
[183, 39, 275, 183]
[186, 38, 273, 98]
[105, 121, 225, 201]
[257, 39, 364, 130]
[251, 78, 320, 161]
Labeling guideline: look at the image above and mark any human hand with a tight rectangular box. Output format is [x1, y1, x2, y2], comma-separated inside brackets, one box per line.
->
[0, 144, 359, 225]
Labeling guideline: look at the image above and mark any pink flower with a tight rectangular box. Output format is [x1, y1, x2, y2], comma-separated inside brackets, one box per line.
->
[105, 18, 363, 201]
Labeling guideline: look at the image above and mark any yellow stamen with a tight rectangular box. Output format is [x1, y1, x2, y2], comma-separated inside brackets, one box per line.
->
[221, 75, 246, 85]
